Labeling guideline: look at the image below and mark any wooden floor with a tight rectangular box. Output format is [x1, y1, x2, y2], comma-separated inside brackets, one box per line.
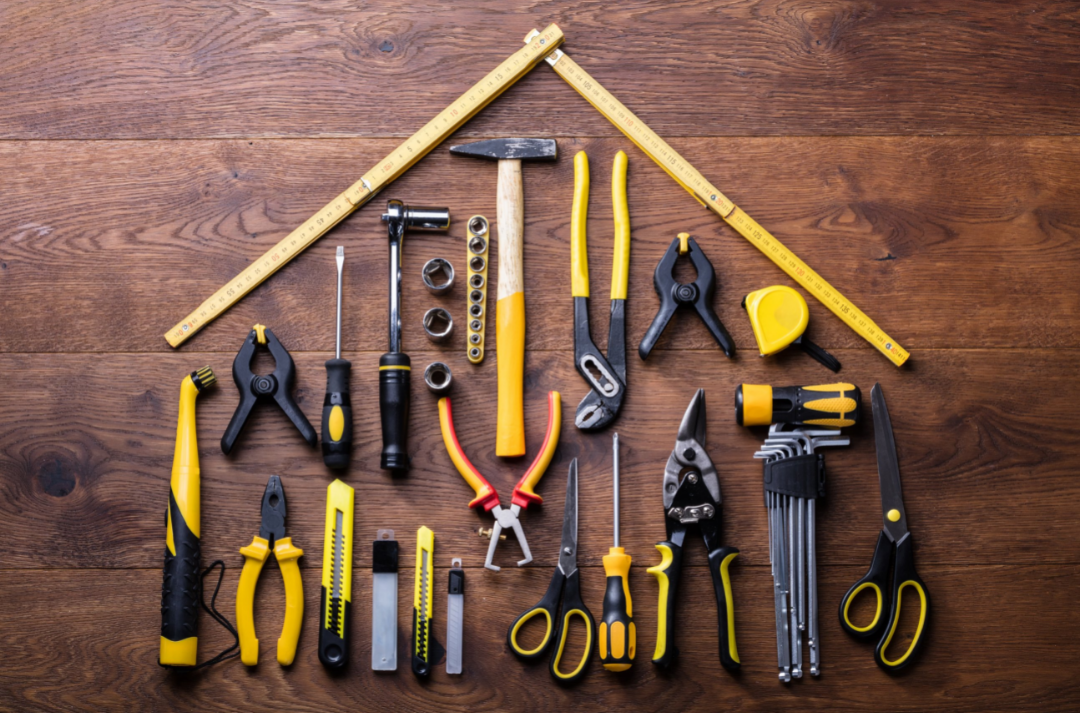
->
[3, 2, 1080, 711]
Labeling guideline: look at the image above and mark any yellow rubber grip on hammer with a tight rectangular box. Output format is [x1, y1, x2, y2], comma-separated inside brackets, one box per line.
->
[571, 151, 590, 298]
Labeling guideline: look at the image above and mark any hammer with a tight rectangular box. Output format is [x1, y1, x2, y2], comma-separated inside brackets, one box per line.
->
[450, 138, 557, 457]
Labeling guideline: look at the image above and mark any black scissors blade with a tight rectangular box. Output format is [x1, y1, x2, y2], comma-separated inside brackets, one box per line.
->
[871, 384, 909, 541]
[558, 459, 579, 577]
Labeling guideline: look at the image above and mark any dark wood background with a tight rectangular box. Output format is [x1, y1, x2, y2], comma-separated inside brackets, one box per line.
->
[3, 1, 1079, 711]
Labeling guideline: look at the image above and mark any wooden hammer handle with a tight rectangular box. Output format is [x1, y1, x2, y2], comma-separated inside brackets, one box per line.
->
[496, 159, 526, 457]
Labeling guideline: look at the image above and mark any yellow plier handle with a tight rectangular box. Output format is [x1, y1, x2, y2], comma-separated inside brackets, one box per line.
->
[611, 150, 630, 301]
[237, 536, 305, 666]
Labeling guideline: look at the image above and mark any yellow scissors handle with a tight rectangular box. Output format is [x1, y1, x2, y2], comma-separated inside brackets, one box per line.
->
[874, 536, 929, 671]
[508, 605, 554, 658]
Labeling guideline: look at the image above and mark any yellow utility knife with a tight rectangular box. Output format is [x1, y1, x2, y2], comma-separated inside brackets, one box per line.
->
[319, 479, 354, 670]
[411, 526, 444, 676]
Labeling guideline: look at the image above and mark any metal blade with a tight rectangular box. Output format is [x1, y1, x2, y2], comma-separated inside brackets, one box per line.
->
[558, 459, 579, 576]
[332, 509, 344, 599]
[371, 572, 398, 670]
[871, 384, 909, 541]
[677, 388, 707, 446]
[447, 580, 464, 675]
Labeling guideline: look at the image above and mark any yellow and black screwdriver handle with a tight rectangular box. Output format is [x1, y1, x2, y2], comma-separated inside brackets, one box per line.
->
[839, 531, 930, 671]
[599, 547, 634, 671]
[648, 541, 740, 672]
[736, 383, 861, 428]
[159, 366, 216, 667]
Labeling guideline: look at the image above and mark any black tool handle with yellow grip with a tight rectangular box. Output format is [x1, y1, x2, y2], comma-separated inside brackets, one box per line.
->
[874, 535, 930, 671]
[646, 541, 683, 668]
[160, 367, 215, 667]
[736, 383, 861, 428]
[839, 530, 892, 642]
[600, 547, 635, 671]
[321, 357, 353, 469]
[707, 546, 741, 673]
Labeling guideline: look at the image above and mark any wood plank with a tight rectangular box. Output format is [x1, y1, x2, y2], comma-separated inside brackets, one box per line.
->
[3, 136, 1079, 353]
[1, 349, 1077, 570]
[0, 565, 1075, 712]
[3, 1, 1080, 139]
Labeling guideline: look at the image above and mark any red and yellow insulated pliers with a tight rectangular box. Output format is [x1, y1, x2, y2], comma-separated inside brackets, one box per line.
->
[438, 392, 562, 571]
[236, 475, 304, 666]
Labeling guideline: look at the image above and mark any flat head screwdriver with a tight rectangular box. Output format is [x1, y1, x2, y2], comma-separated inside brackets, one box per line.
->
[600, 432, 635, 671]
[322, 247, 353, 469]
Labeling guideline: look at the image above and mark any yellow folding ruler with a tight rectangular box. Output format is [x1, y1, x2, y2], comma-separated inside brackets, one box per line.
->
[530, 35, 908, 366]
[164, 25, 565, 347]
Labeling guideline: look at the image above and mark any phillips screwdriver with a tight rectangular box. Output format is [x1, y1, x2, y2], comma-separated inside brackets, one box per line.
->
[600, 432, 635, 671]
[322, 247, 352, 469]
[736, 383, 861, 428]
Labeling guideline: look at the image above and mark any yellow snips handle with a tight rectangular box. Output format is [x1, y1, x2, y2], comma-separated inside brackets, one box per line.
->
[552, 608, 594, 681]
[509, 607, 554, 657]
[610, 150, 630, 300]
[570, 151, 590, 298]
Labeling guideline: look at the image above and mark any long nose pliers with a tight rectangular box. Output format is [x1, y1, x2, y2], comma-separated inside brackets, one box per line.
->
[236, 475, 304, 666]
[571, 150, 630, 431]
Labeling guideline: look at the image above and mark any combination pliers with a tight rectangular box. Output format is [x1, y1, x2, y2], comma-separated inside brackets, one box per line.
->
[647, 389, 741, 672]
[571, 150, 629, 431]
[236, 475, 304, 666]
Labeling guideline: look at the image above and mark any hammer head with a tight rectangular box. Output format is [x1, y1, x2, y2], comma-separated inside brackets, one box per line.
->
[449, 138, 557, 162]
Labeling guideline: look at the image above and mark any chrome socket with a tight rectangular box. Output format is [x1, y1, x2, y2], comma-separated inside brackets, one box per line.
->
[422, 258, 455, 295]
[423, 307, 453, 342]
[424, 362, 453, 395]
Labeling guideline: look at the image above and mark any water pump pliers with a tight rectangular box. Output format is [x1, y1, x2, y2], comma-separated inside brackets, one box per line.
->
[571, 150, 630, 431]
[638, 233, 736, 360]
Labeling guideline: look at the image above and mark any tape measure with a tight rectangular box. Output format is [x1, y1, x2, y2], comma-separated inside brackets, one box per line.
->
[164, 25, 566, 347]
[537, 44, 908, 367]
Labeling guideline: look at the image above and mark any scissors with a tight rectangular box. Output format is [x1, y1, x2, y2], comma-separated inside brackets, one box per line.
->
[507, 459, 596, 683]
[839, 384, 930, 671]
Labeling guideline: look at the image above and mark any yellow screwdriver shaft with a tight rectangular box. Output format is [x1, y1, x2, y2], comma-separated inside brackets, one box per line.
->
[600, 433, 635, 671]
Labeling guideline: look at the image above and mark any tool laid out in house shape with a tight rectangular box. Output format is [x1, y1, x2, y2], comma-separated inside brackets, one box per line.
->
[647, 389, 740, 673]
[165, 25, 564, 347]
[529, 35, 908, 367]
[437, 392, 562, 571]
[571, 151, 630, 431]
[236, 476, 304, 667]
[507, 459, 596, 684]
[221, 325, 316, 455]
[639, 232, 735, 360]
[840, 384, 930, 672]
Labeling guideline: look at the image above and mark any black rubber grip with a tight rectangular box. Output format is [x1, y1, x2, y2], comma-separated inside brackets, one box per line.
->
[321, 358, 353, 469]
[160, 491, 200, 657]
[651, 541, 683, 669]
[379, 352, 411, 472]
[318, 585, 351, 670]
[601, 575, 633, 669]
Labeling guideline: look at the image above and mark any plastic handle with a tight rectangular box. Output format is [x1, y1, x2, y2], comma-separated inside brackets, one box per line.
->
[378, 352, 411, 471]
[874, 536, 930, 671]
[549, 570, 595, 683]
[839, 530, 891, 640]
[437, 398, 499, 510]
[511, 392, 562, 509]
[570, 151, 590, 298]
[647, 541, 683, 668]
[600, 547, 635, 671]
[495, 291, 527, 457]
[236, 537, 270, 666]
[610, 150, 630, 301]
[707, 546, 741, 671]
[274, 538, 305, 666]
[321, 358, 353, 469]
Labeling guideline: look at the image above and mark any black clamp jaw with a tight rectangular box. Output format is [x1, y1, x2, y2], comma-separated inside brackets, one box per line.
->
[221, 325, 317, 454]
[639, 233, 735, 360]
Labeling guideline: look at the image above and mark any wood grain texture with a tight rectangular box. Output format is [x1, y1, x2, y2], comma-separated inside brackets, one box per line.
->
[3, 136, 1080, 354]
[1, 566, 1078, 712]
[2, 1, 1080, 139]
[3, 1, 1080, 710]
